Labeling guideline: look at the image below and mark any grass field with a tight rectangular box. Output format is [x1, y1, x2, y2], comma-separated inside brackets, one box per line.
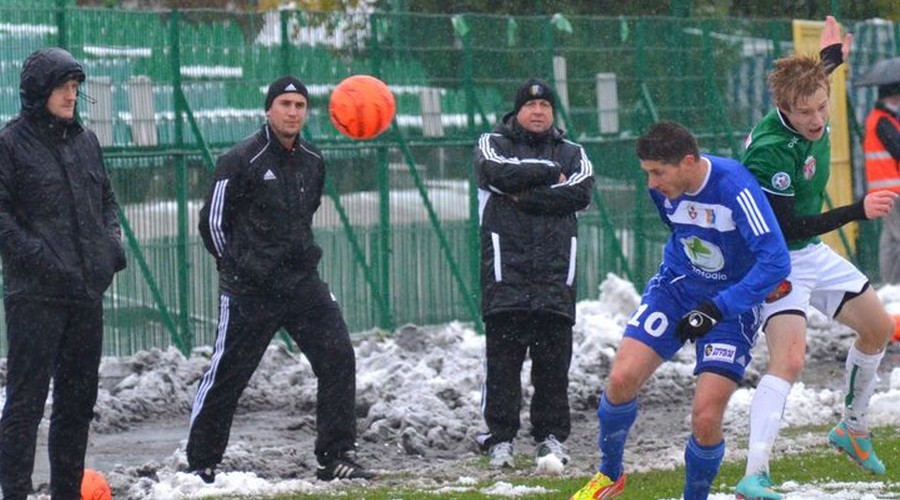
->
[268, 425, 900, 499]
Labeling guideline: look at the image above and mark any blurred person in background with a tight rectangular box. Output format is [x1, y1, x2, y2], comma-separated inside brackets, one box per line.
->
[862, 81, 900, 288]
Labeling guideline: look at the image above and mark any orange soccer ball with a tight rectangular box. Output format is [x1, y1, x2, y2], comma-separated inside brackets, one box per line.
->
[329, 74, 396, 140]
[81, 469, 112, 500]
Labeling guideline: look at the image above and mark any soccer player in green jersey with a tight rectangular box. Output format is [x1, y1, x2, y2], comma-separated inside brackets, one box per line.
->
[734, 17, 898, 500]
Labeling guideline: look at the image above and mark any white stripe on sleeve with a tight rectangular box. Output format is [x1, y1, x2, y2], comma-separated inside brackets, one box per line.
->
[209, 179, 229, 257]
[736, 188, 770, 236]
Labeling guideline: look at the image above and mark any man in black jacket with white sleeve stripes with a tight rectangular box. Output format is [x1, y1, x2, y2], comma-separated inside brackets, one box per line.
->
[187, 75, 372, 483]
[473, 78, 594, 473]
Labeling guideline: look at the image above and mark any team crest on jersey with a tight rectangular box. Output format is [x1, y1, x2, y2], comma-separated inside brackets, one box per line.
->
[771, 172, 791, 191]
[765, 279, 792, 303]
[802, 155, 816, 180]
[705, 209, 716, 225]
[703, 343, 737, 363]
[679, 236, 725, 273]
[688, 205, 698, 219]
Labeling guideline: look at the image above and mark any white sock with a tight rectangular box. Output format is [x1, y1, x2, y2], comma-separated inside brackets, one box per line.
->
[843, 344, 884, 434]
[745, 374, 792, 476]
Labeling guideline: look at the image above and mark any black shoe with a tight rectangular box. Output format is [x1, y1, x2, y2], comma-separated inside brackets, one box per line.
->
[190, 466, 216, 484]
[316, 450, 375, 481]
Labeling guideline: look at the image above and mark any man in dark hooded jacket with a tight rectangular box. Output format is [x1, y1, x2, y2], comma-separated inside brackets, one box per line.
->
[473, 78, 594, 472]
[0, 47, 126, 500]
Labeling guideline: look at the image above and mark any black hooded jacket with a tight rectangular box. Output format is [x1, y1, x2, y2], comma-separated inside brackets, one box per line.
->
[473, 112, 595, 323]
[0, 48, 126, 303]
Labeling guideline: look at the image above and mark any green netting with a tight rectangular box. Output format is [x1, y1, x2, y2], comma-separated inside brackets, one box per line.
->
[0, 7, 896, 356]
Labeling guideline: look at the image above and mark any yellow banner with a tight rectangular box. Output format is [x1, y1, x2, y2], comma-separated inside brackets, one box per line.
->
[792, 19, 855, 255]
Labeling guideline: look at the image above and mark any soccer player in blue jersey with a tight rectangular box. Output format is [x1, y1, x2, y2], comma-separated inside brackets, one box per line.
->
[571, 121, 790, 500]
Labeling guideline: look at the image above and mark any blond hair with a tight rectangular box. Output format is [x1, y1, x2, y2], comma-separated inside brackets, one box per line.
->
[767, 54, 830, 112]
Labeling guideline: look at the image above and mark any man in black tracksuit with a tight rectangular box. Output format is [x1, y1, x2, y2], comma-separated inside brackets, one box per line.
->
[0, 48, 127, 500]
[186, 76, 372, 483]
[473, 79, 594, 471]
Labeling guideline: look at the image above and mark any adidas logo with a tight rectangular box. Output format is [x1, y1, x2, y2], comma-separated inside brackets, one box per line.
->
[285, 83, 297, 91]
[263, 169, 276, 181]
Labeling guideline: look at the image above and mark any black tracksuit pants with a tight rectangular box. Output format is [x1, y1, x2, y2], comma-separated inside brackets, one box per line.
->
[186, 278, 357, 469]
[482, 311, 573, 444]
[0, 298, 104, 500]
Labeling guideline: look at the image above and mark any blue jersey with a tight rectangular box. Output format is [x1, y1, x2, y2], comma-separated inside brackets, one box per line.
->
[651, 154, 790, 320]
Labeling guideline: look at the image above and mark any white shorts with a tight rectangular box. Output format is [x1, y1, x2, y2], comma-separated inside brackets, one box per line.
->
[761, 242, 868, 325]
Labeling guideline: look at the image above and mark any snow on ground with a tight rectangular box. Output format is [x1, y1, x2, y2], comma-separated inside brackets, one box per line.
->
[3, 275, 900, 499]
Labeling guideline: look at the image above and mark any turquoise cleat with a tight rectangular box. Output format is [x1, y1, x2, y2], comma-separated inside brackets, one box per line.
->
[735, 472, 782, 500]
[828, 421, 886, 475]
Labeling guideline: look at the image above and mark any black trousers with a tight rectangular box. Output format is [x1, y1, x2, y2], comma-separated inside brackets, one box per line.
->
[186, 278, 357, 469]
[482, 311, 573, 444]
[0, 298, 104, 500]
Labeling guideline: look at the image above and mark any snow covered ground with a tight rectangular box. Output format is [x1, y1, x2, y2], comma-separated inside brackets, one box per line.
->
[3, 275, 900, 499]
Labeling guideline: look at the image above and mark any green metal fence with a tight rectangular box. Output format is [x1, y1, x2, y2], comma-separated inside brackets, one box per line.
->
[0, 6, 897, 356]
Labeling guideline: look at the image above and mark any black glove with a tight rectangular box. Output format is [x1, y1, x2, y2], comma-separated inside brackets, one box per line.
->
[675, 301, 722, 344]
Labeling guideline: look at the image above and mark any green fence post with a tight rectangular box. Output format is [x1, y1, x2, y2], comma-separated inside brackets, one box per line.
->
[118, 208, 185, 354]
[55, 0, 67, 49]
[468, 156, 483, 335]
[392, 125, 482, 331]
[591, 188, 634, 283]
[169, 9, 193, 353]
[370, 13, 382, 76]
[452, 15, 476, 136]
[770, 20, 784, 60]
[280, 9, 291, 75]
[634, 20, 651, 285]
[377, 146, 394, 330]
[701, 19, 739, 156]
[671, 0, 692, 17]
[321, 172, 393, 328]
[463, 23, 475, 136]
[546, 15, 577, 138]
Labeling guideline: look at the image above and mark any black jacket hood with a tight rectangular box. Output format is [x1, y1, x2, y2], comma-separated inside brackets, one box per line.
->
[19, 47, 86, 117]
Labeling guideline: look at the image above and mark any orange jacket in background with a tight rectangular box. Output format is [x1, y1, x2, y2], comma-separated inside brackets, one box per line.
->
[864, 106, 900, 194]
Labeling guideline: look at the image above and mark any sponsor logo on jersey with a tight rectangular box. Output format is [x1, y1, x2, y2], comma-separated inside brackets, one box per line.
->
[263, 169, 277, 181]
[679, 236, 726, 277]
[802, 155, 816, 180]
[771, 172, 791, 191]
[703, 343, 737, 363]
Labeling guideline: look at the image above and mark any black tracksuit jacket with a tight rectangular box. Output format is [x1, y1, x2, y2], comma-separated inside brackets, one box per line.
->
[199, 124, 325, 296]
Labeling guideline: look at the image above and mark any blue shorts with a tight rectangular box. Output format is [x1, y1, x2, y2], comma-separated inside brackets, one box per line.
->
[623, 269, 760, 382]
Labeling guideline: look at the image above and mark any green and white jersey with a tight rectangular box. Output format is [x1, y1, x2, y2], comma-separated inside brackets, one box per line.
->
[742, 109, 832, 250]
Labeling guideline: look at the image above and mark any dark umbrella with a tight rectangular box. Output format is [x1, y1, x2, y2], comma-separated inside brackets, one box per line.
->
[855, 56, 900, 87]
